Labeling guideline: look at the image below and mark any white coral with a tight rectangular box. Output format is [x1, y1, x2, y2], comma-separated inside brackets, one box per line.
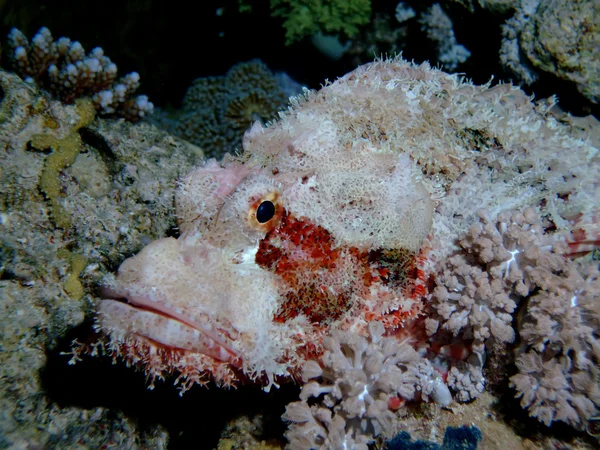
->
[419, 4, 471, 71]
[429, 208, 546, 349]
[283, 322, 446, 449]
[510, 260, 600, 429]
[429, 206, 600, 427]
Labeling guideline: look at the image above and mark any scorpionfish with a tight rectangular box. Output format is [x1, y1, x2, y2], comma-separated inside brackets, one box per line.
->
[94, 57, 599, 393]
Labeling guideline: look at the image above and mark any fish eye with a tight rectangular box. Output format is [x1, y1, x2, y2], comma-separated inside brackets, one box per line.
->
[256, 200, 275, 223]
[248, 191, 283, 232]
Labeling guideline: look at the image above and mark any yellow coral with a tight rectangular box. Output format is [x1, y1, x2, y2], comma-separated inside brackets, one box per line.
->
[33, 98, 96, 228]
[59, 249, 87, 300]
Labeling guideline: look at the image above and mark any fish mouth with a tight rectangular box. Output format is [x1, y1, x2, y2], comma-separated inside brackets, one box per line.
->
[98, 286, 240, 365]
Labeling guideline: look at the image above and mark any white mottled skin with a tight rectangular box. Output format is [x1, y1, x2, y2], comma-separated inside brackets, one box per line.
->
[96, 57, 599, 392]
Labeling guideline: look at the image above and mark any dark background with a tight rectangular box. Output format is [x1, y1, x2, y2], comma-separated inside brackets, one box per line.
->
[4, 0, 592, 115]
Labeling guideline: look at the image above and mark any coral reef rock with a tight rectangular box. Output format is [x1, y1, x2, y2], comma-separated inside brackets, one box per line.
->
[500, 0, 600, 103]
[0, 68, 203, 448]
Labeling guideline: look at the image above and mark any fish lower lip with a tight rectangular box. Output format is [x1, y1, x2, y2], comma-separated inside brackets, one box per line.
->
[98, 294, 239, 364]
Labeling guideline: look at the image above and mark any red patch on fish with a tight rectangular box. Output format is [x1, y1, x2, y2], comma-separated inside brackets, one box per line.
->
[256, 210, 424, 325]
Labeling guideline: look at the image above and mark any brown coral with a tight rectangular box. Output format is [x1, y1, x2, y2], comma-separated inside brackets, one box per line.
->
[173, 60, 289, 159]
[4, 27, 153, 120]
[500, 0, 600, 103]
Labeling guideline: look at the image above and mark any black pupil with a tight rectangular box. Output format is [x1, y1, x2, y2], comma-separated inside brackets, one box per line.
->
[256, 201, 275, 223]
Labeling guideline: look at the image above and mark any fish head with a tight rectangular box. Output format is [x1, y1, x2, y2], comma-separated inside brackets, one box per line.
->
[97, 115, 435, 391]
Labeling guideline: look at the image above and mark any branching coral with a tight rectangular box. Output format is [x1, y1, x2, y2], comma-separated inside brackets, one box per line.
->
[267, 0, 371, 45]
[283, 321, 449, 449]
[427, 208, 545, 353]
[418, 3, 471, 71]
[510, 258, 600, 429]
[427, 208, 548, 403]
[5, 27, 153, 121]
[427, 207, 600, 427]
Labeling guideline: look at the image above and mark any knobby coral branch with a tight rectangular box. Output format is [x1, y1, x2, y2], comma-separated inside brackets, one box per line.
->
[5, 27, 153, 121]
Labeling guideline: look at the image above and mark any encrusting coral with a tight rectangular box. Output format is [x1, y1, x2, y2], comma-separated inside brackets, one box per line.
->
[4, 27, 153, 120]
[33, 98, 96, 228]
[0, 67, 203, 448]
